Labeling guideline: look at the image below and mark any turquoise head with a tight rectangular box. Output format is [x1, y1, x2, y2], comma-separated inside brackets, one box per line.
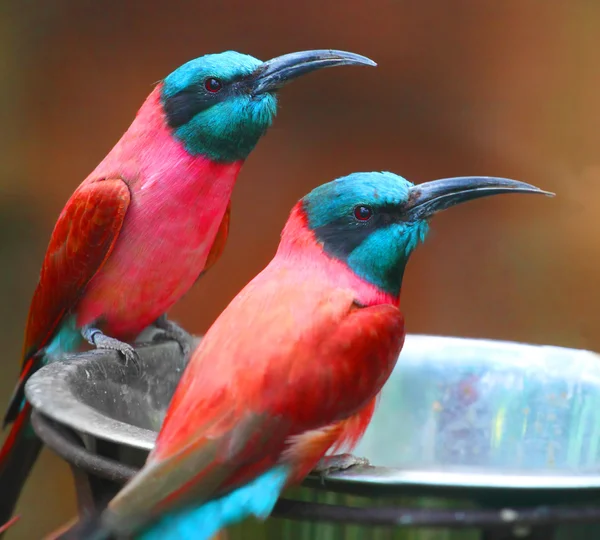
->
[161, 50, 376, 162]
[302, 172, 553, 296]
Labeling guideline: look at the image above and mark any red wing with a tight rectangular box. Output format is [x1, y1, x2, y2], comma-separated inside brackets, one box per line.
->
[108, 285, 404, 522]
[22, 178, 131, 362]
[155, 288, 403, 460]
[309, 301, 405, 422]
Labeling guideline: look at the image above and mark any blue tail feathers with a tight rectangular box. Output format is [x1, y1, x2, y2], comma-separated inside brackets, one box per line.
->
[139, 466, 289, 540]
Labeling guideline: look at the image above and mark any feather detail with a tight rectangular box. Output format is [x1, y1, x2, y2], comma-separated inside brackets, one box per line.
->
[137, 466, 289, 540]
[21, 179, 131, 361]
[283, 398, 377, 482]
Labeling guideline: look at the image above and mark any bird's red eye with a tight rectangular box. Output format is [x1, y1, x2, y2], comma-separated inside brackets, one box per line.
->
[354, 205, 373, 221]
[205, 77, 223, 93]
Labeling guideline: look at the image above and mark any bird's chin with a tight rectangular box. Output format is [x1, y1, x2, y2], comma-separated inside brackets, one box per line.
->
[255, 91, 278, 108]
[248, 93, 278, 126]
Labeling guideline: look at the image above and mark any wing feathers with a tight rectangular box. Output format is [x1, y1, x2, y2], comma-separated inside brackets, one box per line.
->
[22, 179, 130, 362]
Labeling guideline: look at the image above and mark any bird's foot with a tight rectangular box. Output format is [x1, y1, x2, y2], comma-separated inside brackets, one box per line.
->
[152, 314, 193, 358]
[81, 325, 139, 371]
[312, 453, 370, 481]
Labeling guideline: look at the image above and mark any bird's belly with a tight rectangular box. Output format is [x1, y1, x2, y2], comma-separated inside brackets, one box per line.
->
[75, 184, 228, 338]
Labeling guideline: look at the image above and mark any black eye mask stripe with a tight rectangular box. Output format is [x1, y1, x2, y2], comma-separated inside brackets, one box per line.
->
[163, 85, 225, 128]
[310, 203, 406, 261]
[163, 74, 258, 129]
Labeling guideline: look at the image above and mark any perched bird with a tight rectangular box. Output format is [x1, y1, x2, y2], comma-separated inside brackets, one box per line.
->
[54, 172, 552, 540]
[0, 49, 376, 530]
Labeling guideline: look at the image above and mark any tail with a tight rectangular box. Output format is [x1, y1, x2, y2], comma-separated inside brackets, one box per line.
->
[0, 352, 44, 533]
[136, 466, 289, 540]
[0, 402, 42, 534]
[51, 467, 288, 540]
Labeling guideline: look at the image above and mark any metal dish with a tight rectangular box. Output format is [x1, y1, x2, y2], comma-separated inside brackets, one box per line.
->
[25, 334, 600, 502]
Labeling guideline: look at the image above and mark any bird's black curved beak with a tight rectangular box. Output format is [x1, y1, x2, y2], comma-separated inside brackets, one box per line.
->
[404, 176, 555, 221]
[251, 49, 376, 95]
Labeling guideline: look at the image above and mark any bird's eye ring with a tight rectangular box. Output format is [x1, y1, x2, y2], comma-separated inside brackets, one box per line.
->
[205, 77, 223, 93]
[353, 205, 373, 221]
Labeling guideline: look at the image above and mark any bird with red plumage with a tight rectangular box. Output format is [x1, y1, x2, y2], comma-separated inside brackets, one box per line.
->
[0, 48, 376, 530]
[54, 171, 551, 540]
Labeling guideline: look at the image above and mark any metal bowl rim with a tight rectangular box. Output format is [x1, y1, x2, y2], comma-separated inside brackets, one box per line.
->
[24, 333, 600, 488]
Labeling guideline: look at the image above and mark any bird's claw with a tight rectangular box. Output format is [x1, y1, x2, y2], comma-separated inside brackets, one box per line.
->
[82, 326, 140, 373]
[98, 336, 140, 372]
[117, 342, 140, 368]
[152, 315, 192, 358]
[312, 453, 370, 482]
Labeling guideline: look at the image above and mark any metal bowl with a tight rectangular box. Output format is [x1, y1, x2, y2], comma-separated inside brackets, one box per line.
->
[25, 334, 600, 503]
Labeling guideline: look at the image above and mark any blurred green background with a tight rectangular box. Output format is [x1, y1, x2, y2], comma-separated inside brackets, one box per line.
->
[1, 0, 599, 538]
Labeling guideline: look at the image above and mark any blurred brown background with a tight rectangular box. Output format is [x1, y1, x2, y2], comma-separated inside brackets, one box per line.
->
[1, 0, 599, 537]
